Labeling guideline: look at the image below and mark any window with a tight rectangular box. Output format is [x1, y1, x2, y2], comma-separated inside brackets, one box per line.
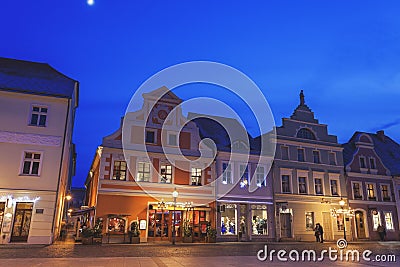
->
[381, 184, 391, 201]
[220, 203, 237, 235]
[329, 152, 337, 165]
[29, 105, 47, 127]
[281, 175, 291, 193]
[145, 130, 156, 144]
[191, 168, 202, 186]
[352, 182, 363, 200]
[251, 205, 268, 235]
[137, 162, 150, 182]
[168, 133, 177, 146]
[281, 146, 289, 160]
[372, 210, 381, 230]
[239, 165, 249, 188]
[112, 161, 127, 181]
[359, 156, 366, 169]
[107, 217, 126, 233]
[297, 148, 305, 162]
[298, 177, 307, 194]
[21, 152, 42, 175]
[296, 128, 316, 140]
[305, 212, 314, 231]
[160, 164, 172, 183]
[314, 178, 323, 195]
[222, 163, 232, 184]
[367, 183, 376, 200]
[330, 179, 339, 196]
[384, 212, 394, 230]
[256, 166, 265, 187]
[313, 150, 320, 164]
[369, 157, 376, 169]
[336, 214, 344, 230]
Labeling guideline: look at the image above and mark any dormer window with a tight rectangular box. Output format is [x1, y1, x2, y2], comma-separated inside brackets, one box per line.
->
[296, 128, 316, 140]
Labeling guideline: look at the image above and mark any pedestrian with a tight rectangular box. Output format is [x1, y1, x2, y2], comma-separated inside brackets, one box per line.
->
[318, 223, 324, 243]
[314, 224, 320, 242]
[377, 224, 386, 241]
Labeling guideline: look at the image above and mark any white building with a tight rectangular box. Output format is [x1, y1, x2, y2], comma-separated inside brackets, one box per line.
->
[0, 57, 78, 244]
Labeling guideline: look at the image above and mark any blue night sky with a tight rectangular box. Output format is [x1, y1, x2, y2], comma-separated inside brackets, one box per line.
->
[1, 1, 400, 187]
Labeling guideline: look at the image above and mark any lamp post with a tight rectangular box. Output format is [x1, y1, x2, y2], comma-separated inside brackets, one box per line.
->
[64, 192, 72, 235]
[331, 198, 354, 241]
[172, 188, 178, 245]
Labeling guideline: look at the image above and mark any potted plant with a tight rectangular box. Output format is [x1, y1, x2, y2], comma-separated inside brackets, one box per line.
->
[182, 219, 193, 243]
[206, 223, 217, 243]
[92, 218, 103, 244]
[81, 227, 94, 245]
[129, 221, 140, 244]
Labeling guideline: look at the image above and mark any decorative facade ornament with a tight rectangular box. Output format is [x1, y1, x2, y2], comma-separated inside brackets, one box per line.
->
[0, 131, 62, 147]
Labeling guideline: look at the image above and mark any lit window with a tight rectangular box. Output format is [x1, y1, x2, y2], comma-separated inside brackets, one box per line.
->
[222, 163, 232, 184]
[330, 179, 339, 196]
[112, 161, 127, 181]
[107, 217, 126, 233]
[239, 165, 249, 188]
[256, 166, 265, 187]
[367, 183, 376, 200]
[372, 210, 381, 231]
[305, 212, 314, 231]
[281, 175, 291, 193]
[352, 182, 362, 200]
[21, 152, 42, 175]
[191, 168, 202, 186]
[251, 205, 268, 235]
[221, 203, 237, 235]
[336, 214, 344, 230]
[137, 162, 150, 182]
[298, 177, 307, 194]
[314, 178, 323, 195]
[381, 185, 390, 201]
[29, 106, 47, 127]
[160, 164, 172, 183]
[384, 212, 394, 230]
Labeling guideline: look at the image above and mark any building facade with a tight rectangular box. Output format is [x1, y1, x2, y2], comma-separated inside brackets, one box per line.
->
[190, 114, 275, 242]
[343, 131, 400, 240]
[85, 87, 216, 243]
[272, 91, 349, 241]
[0, 57, 78, 244]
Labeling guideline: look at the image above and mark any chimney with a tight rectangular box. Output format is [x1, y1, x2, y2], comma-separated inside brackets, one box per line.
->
[376, 130, 385, 141]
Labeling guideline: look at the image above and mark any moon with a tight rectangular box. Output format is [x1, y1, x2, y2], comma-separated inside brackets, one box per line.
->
[87, 0, 94, 5]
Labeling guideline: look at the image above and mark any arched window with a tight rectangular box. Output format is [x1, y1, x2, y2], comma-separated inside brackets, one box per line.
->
[296, 128, 316, 140]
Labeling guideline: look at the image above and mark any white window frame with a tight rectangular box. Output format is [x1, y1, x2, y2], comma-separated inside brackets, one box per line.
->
[28, 104, 48, 127]
[329, 152, 337, 165]
[222, 162, 233, 184]
[112, 160, 127, 181]
[191, 167, 202, 186]
[380, 183, 391, 201]
[136, 161, 151, 182]
[384, 211, 394, 230]
[298, 176, 308, 194]
[255, 166, 266, 187]
[359, 156, 367, 169]
[20, 151, 43, 176]
[312, 150, 320, 164]
[167, 132, 178, 146]
[239, 164, 249, 188]
[314, 177, 324, 195]
[372, 210, 381, 231]
[305, 211, 314, 231]
[329, 178, 340, 196]
[145, 129, 157, 144]
[366, 182, 377, 201]
[280, 169, 292, 193]
[369, 157, 376, 169]
[351, 181, 363, 200]
[160, 163, 173, 183]
[297, 148, 305, 162]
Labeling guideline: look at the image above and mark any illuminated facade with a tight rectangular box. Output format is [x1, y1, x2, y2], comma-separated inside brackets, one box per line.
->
[0, 57, 78, 244]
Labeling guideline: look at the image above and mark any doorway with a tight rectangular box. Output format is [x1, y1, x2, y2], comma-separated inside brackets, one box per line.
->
[322, 212, 333, 241]
[280, 213, 292, 238]
[355, 211, 366, 239]
[11, 202, 33, 242]
[147, 209, 182, 242]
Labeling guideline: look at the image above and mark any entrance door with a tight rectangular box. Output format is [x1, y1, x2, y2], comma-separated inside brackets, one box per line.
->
[280, 213, 292, 238]
[355, 211, 366, 239]
[322, 212, 333, 241]
[11, 202, 33, 242]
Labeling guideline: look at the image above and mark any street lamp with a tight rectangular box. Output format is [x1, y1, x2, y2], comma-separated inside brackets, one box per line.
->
[331, 198, 354, 240]
[172, 188, 178, 245]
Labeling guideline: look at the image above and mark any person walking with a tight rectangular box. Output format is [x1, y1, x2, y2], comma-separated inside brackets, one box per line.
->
[314, 224, 321, 242]
[377, 224, 386, 241]
[318, 223, 324, 243]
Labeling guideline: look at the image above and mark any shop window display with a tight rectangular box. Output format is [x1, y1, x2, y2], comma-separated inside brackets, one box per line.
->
[221, 204, 237, 235]
[251, 205, 268, 235]
[108, 217, 126, 233]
